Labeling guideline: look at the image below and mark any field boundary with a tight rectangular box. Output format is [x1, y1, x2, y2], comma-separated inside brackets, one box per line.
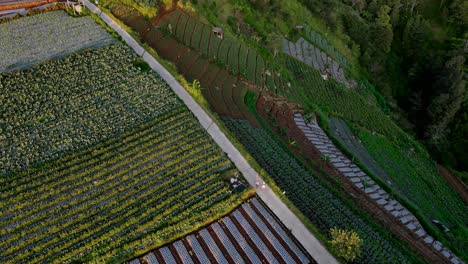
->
[78, 1, 338, 263]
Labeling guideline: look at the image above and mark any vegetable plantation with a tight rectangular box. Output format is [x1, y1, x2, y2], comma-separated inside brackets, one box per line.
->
[156, 8, 272, 88]
[0, 11, 117, 72]
[284, 55, 403, 139]
[0, 44, 183, 175]
[329, 117, 391, 182]
[0, 108, 243, 263]
[222, 117, 422, 264]
[357, 130, 468, 257]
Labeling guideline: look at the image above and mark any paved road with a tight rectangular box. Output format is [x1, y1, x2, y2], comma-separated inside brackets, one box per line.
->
[79, 1, 338, 263]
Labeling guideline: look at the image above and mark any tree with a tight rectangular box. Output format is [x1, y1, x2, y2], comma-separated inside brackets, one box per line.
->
[402, 15, 430, 60]
[329, 227, 363, 262]
[426, 55, 466, 146]
[373, 5, 393, 53]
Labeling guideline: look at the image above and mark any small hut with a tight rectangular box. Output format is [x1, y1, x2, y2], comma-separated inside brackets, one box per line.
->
[213, 27, 224, 39]
[295, 25, 305, 30]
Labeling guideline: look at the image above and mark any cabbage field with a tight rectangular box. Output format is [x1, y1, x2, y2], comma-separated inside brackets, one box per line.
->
[0, 44, 183, 175]
[0, 108, 242, 263]
[0, 21, 245, 262]
[0, 11, 117, 72]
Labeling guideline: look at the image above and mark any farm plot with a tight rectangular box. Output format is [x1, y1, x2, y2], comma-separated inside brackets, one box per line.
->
[329, 117, 391, 182]
[0, 44, 183, 175]
[222, 118, 423, 264]
[129, 197, 313, 264]
[0, 107, 244, 263]
[0, 10, 117, 72]
[156, 8, 269, 87]
[304, 26, 350, 69]
[285, 56, 402, 139]
[357, 130, 468, 258]
[282, 37, 355, 89]
[109, 3, 151, 35]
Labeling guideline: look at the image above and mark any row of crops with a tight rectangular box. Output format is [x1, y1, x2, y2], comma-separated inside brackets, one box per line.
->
[356, 130, 468, 258]
[156, 8, 285, 90]
[125, 11, 255, 122]
[302, 25, 350, 69]
[284, 55, 403, 139]
[131, 198, 312, 264]
[222, 117, 422, 264]
[0, 11, 117, 72]
[0, 107, 243, 263]
[0, 43, 183, 175]
[284, 25, 466, 261]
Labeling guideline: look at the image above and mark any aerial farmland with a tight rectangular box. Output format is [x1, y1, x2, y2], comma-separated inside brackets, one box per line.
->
[1, 0, 466, 264]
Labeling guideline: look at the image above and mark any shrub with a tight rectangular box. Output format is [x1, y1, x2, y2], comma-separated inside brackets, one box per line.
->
[329, 227, 362, 262]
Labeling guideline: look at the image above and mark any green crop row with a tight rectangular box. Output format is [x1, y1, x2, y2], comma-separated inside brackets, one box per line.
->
[157, 9, 270, 87]
[0, 43, 182, 175]
[0, 110, 241, 263]
[283, 55, 402, 139]
[357, 129, 467, 259]
[222, 117, 423, 264]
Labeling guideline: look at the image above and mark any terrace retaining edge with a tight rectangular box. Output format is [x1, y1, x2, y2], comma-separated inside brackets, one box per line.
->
[78, 1, 338, 263]
[292, 112, 463, 264]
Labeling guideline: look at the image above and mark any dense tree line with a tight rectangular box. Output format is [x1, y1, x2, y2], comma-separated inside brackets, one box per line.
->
[298, 0, 467, 171]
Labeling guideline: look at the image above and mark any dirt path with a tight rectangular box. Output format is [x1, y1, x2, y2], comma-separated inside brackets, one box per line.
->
[437, 164, 468, 203]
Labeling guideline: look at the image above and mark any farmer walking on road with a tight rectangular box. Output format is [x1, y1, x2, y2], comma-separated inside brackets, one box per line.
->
[255, 178, 260, 189]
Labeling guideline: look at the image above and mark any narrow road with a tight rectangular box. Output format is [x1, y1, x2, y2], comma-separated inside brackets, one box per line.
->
[79, 1, 338, 263]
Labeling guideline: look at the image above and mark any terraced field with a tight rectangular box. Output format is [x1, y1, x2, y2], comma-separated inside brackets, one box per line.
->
[222, 117, 422, 264]
[357, 129, 468, 258]
[0, 12, 246, 263]
[139, 17, 255, 122]
[283, 37, 355, 88]
[0, 108, 242, 263]
[155, 8, 282, 89]
[0, 44, 182, 175]
[130, 198, 313, 264]
[284, 56, 403, 139]
[302, 26, 350, 69]
[0, 10, 117, 72]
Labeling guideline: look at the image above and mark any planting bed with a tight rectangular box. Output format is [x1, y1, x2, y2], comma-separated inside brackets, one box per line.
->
[284, 56, 402, 139]
[222, 117, 422, 264]
[357, 129, 468, 258]
[129, 197, 313, 264]
[283, 37, 355, 88]
[138, 22, 256, 122]
[303, 27, 349, 69]
[0, 10, 117, 72]
[329, 117, 390, 182]
[155, 8, 274, 88]
[327, 117, 467, 260]
[0, 104, 243, 262]
[0, 44, 182, 175]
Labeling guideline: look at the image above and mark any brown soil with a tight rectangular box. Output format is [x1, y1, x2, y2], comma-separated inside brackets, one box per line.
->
[194, 232, 219, 263]
[169, 244, 183, 264]
[207, 226, 236, 264]
[437, 164, 468, 203]
[255, 91, 452, 264]
[238, 207, 286, 264]
[0, 0, 55, 11]
[247, 201, 305, 264]
[228, 214, 270, 263]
